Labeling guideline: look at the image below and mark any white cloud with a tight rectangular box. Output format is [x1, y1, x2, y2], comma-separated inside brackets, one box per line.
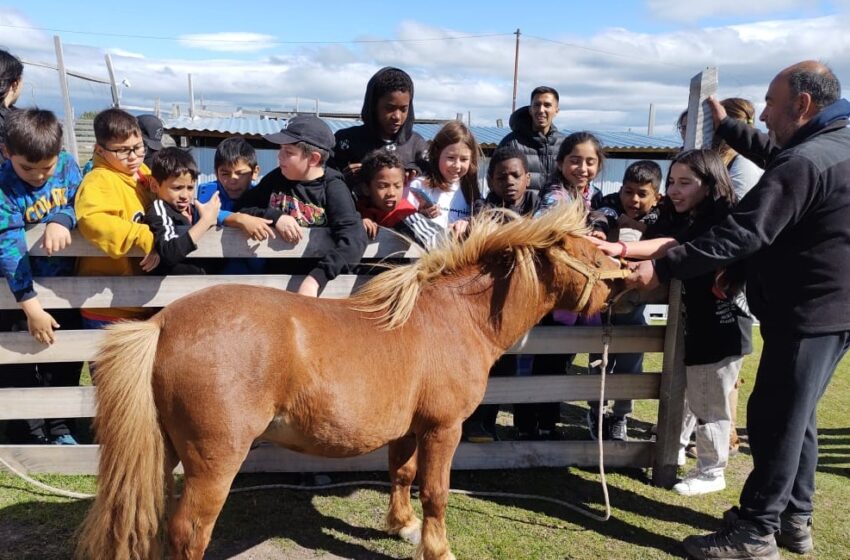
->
[5, 8, 850, 136]
[178, 32, 276, 53]
[646, 0, 810, 22]
[107, 48, 145, 59]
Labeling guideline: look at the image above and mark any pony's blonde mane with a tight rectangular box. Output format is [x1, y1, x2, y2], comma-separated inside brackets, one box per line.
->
[350, 199, 590, 329]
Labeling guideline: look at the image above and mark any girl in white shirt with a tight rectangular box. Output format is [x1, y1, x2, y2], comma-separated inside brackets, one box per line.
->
[407, 121, 481, 236]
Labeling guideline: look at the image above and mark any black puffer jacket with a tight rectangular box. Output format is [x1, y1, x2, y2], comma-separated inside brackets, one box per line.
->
[657, 98, 850, 335]
[496, 106, 564, 191]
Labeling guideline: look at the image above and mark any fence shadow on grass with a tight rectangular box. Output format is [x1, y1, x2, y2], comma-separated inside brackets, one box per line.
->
[447, 467, 720, 557]
[818, 427, 850, 478]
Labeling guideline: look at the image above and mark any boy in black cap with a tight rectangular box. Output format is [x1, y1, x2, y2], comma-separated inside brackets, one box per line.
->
[236, 115, 367, 297]
[137, 114, 163, 168]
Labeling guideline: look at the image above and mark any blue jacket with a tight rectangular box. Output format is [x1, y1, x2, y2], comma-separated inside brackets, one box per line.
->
[196, 179, 258, 226]
[0, 151, 81, 301]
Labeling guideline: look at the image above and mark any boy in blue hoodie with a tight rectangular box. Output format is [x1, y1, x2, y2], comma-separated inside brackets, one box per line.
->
[0, 108, 82, 444]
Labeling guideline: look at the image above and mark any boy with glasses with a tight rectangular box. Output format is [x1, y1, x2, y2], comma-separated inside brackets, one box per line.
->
[75, 108, 160, 328]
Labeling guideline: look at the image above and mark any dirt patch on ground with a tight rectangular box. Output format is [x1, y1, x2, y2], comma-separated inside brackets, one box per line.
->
[207, 540, 352, 560]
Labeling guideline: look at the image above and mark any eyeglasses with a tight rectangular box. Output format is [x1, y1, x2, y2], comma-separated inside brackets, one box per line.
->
[100, 143, 146, 160]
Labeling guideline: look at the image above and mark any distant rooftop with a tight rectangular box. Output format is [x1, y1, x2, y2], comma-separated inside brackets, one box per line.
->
[164, 116, 681, 152]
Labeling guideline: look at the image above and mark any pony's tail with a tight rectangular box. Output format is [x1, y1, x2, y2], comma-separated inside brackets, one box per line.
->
[75, 320, 165, 560]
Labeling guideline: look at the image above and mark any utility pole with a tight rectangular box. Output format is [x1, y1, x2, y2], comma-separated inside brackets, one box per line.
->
[511, 28, 521, 113]
[188, 73, 195, 119]
[647, 103, 656, 136]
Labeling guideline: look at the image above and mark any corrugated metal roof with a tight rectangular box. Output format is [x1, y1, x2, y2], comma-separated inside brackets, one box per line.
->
[164, 116, 680, 151]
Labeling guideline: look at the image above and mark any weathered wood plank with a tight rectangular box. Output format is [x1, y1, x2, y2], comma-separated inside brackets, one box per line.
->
[0, 325, 665, 364]
[652, 280, 688, 488]
[24, 224, 423, 259]
[0, 274, 366, 310]
[0, 374, 662, 420]
[0, 440, 653, 475]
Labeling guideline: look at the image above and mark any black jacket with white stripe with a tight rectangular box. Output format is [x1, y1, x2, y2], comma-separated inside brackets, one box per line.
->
[143, 198, 206, 275]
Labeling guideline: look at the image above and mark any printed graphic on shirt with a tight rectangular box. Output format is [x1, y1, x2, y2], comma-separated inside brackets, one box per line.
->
[24, 188, 70, 222]
[269, 192, 327, 227]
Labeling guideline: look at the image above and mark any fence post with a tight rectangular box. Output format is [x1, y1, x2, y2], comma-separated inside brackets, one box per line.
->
[652, 67, 717, 487]
[53, 35, 78, 162]
[652, 281, 687, 487]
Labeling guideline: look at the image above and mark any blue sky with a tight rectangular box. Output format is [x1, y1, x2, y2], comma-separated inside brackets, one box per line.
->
[2, 1, 849, 131]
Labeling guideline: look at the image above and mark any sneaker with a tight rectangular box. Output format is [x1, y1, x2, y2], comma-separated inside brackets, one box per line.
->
[682, 520, 780, 560]
[51, 434, 78, 445]
[673, 470, 726, 496]
[608, 415, 628, 441]
[776, 513, 813, 554]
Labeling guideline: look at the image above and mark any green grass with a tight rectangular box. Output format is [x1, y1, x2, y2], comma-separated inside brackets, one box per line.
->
[1, 327, 849, 559]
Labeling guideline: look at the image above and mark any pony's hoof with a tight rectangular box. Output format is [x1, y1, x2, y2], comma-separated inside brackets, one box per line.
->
[398, 519, 422, 545]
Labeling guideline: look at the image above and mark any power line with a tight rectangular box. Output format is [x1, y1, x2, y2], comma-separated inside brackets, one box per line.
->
[523, 34, 692, 69]
[0, 24, 513, 45]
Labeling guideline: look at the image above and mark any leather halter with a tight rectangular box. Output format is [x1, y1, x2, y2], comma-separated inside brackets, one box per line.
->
[559, 255, 631, 311]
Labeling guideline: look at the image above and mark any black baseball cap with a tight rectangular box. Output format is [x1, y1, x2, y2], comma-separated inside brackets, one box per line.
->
[137, 114, 164, 151]
[264, 115, 335, 152]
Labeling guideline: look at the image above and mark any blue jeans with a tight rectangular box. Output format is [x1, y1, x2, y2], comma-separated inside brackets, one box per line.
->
[588, 304, 646, 418]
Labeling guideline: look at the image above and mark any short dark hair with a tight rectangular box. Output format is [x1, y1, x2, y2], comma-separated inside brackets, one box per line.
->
[530, 86, 559, 103]
[214, 136, 257, 170]
[487, 146, 529, 177]
[150, 147, 198, 183]
[360, 149, 404, 186]
[622, 160, 662, 191]
[0, 49, 23, 102]
[4, 108, 63, 161]
[294, 141, 329, 166]
[93, 108, 142, 145]
[788, 65, 841, 110]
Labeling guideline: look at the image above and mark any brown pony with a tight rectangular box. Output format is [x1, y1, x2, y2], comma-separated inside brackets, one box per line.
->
[75, 201, 625, 560]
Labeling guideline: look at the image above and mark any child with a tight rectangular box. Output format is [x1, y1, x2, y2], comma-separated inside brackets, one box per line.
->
[536, 131, 605, 216]
[0, 48, 23, 165]
[330, 67, 428, 193]
[144, 147, 220, 275]
[235, 115, 367, 297]
[462, 147, 537, 443]
[596, 160, 663, 234]
[75, 108, 160, 327]
[520, 131, 608, 441]
[589, 160, 664, 441]
[594, 149, 753, 495]
[137, 114, 164, 168]
[471, 147, 538, 215]
[0, 108, 82, 444]
[407, 120, 481, 237]
[356, 150, 444, 250]
[196, 136, 271, 273]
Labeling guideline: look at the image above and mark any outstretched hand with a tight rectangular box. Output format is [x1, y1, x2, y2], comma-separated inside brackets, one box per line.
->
[625, 260, 660, 291]
[707, 95, 727, 129]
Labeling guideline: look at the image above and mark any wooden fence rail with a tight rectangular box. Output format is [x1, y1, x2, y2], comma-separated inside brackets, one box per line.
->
[0, 225, 685, 485]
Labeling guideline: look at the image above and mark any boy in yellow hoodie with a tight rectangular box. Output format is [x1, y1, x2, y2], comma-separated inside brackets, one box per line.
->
[75, 108, 160, 326]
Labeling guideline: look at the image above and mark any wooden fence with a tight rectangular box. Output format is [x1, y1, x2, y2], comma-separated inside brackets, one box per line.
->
[0, 225, 686, 487]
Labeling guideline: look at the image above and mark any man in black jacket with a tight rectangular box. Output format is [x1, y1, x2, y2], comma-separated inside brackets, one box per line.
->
[629, 61, 850, 559]
[497, 86, 564, 191]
